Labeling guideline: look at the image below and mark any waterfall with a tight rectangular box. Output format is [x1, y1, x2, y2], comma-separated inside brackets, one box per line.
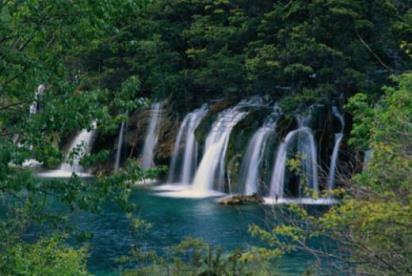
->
[168, 104, 208, 184]
[141, 103, 162, 169]
[239, 110, 281, 195]
[296, 116, 319, 195]
[270, 131, 295, 198]
[363, 149, 373, 170]
[192, 101, 251, 193]
[331, 106, 344, 129]
[269, 116, 319, 199]
[60, 122, 97, 173]
[29, 84, 45, 115]
[327, 106, 345, 190]
[22, 85, 46, 168]
[114, 120, 126, 170]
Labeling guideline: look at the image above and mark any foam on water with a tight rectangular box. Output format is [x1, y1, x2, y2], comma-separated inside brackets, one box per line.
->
[152, 183, 192, 191]
[156, 191, 225, 199]
[133, 179, 158, 186]
[37, 170, 93, 178]
[153, 185, 226, 198]
[263, 197, 339, 205]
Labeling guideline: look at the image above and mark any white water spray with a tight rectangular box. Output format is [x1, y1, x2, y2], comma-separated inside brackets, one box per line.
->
[239, 110, 281, 195]
[29, 85, 45, 115]
[22, 85, 46, 168]
[269, 115, 319, 199]
[192, 101, 253, 193]
[60, 121, 97, 173]
[270, 129, 297, 198]
[296, 116, 319, 195]
[141, 103, 162, 169]
[327, 106, 345, 190]
[168, 105, 208, 184]
[114, 120, 126, 170]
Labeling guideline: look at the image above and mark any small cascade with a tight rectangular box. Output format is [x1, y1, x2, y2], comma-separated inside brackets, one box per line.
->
[192, 101, 251, 194]
[296, 116, 319, 195]
[363, 149, 373, 170]
[270, 129, 298, 198]
[239, 110, 281, 195]
[114, 120, 126, 170]
[269, 115, 319, 199]
[168, 104, 208, 184]
[60, 121, 97, 173]
[22, 85, 46, 168]
[141, 103, 162, 169]
[29, 84, 45, 115]
[327, 106, 345, 190]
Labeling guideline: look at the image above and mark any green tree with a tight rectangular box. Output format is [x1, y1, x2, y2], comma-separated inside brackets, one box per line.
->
[0, 237, 90, 276]
[249, 73, 412, 275]
[0, 2, 149, 274]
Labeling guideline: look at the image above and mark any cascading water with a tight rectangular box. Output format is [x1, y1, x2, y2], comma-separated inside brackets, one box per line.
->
[191, 101, 252, 194]
[141, 103, 162, 169]
[270, 130, 297, 198]
[29, 84, 45, 115]
[22, 85, 46, 168]
[363, 149, 373, 170]
[38, 121, 98, 177]
[327, 106, 345, 190]
[239, 109, 281, 195]
[269, 115, 319, 199]
[168, 104, 208, 184]
[114, 120, 126, 170]
[296, 116, 319, 195]
[60, 121, 97, 173]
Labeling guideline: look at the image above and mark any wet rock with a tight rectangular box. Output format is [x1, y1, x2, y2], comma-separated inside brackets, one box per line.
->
[218, 194, 263, 205]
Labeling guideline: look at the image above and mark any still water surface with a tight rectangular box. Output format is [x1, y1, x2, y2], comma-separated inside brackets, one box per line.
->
[69, 187, 330, 275]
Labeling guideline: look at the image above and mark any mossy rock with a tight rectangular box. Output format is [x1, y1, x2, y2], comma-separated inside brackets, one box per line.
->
[126, 107, 153, 158]
[224, 109, 270, 192]
[275, 114, 297, 139]
[226, 153, 243, 193]
[218, 194, 264, 205]
[155, 109, 179, 164]
[123, 104, 177, 166]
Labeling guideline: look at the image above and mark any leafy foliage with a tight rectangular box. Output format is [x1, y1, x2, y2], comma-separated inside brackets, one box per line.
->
[120, 237, 275, 276]
[0, 2, 150, 275]
[249, 73, 412, 275]
[0, 237, 90, 276]
[80, 0, 411, 113]
[0, 0, 411, 274]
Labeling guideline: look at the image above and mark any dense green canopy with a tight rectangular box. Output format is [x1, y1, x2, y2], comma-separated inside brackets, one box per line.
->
[0, 0, 411, 275]
[80, 0, 411, 111]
